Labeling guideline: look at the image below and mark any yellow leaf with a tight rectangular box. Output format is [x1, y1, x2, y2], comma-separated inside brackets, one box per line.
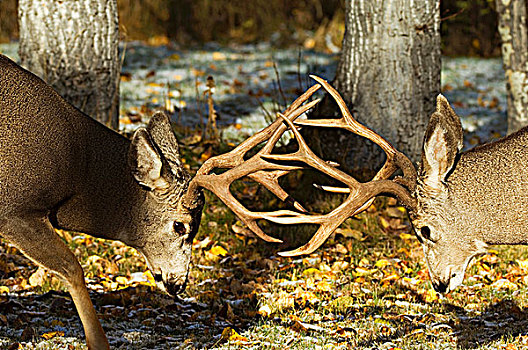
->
[472, 38, 480, 50]
[295, 290, 320, 305]
[120, 116, 133, 125]
[396, 206, 406, 213]
[41, 331, 64, 340]
[518, 259, 528, 271]
[375, 259, 391, 269]
[382, 273, 399, 282]
[303, 38, 316, 49]
[331, 261, 349, 272]
[165, 99, 174, 113]
[303, 268, 321, 276]
[358, 258, 370, 267]
[209, 245, 228, 256]
[200, 153, 211, 162]
[316, 280, 332, 292]
[379, 217, 390, 229]
[463, 80, 474, 88]
[425, 289, 438, 303]
[399, 232, 413, 240]
[229, 328, 247, 341]
[29, 267, 47, 287]
[355, 267, 371, 276]
[0, 286, 9, 294]
[147, 82, 164, 88]
[143, 270, 156, 286]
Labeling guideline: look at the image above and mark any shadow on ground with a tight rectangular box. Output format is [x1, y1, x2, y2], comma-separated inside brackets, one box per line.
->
[449, 299, 528, 349]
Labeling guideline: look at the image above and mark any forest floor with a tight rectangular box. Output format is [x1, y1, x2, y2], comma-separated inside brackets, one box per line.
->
[1, 42, 526, 350]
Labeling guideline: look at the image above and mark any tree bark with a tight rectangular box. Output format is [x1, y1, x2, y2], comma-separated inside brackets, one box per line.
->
[308, 0, 440, 180]
[18, 0, 120, 130]
[496, 0, 528, 134]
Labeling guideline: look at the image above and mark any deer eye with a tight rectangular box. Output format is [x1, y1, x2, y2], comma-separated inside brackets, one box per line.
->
[173, 222, 186, 235]
[420, 226, 434, 242]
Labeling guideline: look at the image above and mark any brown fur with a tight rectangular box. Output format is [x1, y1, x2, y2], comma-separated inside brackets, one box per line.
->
[0, 54, 204, 349]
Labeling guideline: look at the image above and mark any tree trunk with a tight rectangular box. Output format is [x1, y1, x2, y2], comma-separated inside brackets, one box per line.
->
[18, 0, 120, 130]
[496, 0, 528, 134]
[308, 0, 440, 180]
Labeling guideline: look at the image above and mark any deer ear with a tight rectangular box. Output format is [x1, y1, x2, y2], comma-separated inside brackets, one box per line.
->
[129, 128, 171, 191]
[146, 112, 187, 180]
[421, 95, 463, 190]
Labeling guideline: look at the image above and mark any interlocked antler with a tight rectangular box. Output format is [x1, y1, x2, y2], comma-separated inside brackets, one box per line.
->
[183, 76, 417, 256]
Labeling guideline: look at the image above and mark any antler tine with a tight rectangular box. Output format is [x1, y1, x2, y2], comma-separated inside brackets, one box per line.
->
[256, 76, 417, 256]
[248, 170, 309, 213]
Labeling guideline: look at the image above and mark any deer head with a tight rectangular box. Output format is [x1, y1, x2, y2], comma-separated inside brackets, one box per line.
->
[410, 95, 487, 293]
[128, 112, 204, 296]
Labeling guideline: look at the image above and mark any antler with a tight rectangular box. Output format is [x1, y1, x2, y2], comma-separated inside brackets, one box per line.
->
[183, 76, 417, 256]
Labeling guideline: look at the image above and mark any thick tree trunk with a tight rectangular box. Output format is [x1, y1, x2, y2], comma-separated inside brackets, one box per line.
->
[496, 0, 528, 134]
[18, 0, 120, 130]
[309, 0, 440, 180]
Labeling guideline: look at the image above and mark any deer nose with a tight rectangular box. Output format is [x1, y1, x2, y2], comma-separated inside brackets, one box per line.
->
[165, 279, 188, 296]
[432, 280, 448, 293]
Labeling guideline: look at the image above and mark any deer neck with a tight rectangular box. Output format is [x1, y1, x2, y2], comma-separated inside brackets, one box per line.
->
[53, 114, 147, 245]
[447, 134, 528, 246]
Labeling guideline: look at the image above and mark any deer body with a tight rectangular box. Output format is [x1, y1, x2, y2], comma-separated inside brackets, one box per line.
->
[0, 54, 204, 349]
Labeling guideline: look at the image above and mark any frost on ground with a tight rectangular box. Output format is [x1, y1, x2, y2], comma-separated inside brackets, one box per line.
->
[0, 42, 508, 147]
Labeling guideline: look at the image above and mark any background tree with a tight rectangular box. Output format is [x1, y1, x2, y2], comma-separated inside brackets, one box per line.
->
[18, 0, 121, 130]
[309, 0, 441, 179]
[496, 0, 528, 133]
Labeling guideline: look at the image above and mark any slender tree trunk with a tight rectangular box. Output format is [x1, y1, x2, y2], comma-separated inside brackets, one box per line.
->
[496, 0, 528, 134]
[309, 0, 440, 180]
[18, 0, 120, 130]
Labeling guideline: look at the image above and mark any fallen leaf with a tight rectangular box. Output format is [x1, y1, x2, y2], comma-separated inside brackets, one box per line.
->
[375, 259, 391, 269]
[209, 245, 228, 257]
[41, 331, 64, 340]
